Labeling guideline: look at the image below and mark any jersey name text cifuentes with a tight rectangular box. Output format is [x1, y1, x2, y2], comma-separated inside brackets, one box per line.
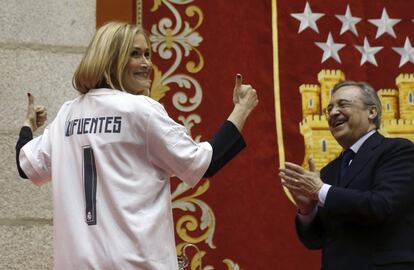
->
[65, 116, 122, 137]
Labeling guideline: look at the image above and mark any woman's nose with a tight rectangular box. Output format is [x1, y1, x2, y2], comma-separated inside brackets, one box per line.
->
[141, 57, 151, 67]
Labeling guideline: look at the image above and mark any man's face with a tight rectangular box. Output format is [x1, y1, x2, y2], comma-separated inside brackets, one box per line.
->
[326, 85, 375, 148]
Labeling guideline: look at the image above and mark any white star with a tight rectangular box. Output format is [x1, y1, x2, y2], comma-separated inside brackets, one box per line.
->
[368, 8, 401, 39]
[291, 1, 325, 33]
[355, 38, 383, 66]
[392, 37, 414, 67]
[315, 33, 346, 63]
[335, 4, 361, 36]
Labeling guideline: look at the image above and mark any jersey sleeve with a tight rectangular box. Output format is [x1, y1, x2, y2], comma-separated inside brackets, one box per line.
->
[204, 120, 246, 177]
[146, 104, 212, 187]
[19, 127, 52, 186]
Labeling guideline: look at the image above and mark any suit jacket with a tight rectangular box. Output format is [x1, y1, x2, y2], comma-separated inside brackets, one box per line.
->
[296, 132, 414, 270]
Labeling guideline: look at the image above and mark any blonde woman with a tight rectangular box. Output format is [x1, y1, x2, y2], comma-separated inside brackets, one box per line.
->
[16, 21, 258, 269]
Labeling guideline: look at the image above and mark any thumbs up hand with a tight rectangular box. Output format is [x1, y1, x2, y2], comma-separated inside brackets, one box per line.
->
[227, 74, 259, 132]
[24, 93, 47, 132]
[233, 74, 258, 113]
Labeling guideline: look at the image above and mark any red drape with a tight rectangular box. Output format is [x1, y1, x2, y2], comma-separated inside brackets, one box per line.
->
[98, 0, 414, 269]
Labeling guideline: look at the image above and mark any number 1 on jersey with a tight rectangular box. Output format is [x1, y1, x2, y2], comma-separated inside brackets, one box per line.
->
[83, 146, 97, 225]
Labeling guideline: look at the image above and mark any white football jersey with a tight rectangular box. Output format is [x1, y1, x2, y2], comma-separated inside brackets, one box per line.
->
[19, 88, 212, 270]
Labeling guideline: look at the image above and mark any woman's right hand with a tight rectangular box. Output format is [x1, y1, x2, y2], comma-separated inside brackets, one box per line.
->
[24, 93, 47, 132]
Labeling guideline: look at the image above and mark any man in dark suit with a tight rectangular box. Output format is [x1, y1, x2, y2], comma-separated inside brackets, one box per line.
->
[279, 80, 414, 269]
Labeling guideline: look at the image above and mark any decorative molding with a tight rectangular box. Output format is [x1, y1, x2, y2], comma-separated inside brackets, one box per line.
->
[0, 42, 86, 54]
[0, 218, 52, 226]
[136, 0, 143, 27]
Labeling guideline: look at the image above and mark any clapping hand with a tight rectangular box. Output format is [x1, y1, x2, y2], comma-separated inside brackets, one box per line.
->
[280, 158, 323, 203]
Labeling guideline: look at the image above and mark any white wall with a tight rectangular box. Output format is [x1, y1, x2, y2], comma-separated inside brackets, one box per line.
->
[0, 1, 95, 268]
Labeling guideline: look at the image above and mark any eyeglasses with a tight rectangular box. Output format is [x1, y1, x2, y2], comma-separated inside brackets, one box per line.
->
[323, 99, 365, 119]
[323, 99, 353, 118]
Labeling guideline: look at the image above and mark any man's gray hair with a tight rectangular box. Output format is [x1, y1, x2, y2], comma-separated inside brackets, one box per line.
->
[331, 80, 382, 129]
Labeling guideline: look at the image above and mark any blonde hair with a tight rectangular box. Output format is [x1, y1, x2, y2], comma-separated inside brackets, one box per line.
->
[72, 21, 150, 94]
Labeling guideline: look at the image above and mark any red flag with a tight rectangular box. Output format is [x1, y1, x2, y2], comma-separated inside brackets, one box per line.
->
[137, 0, 414, 269]
[276, 0, 414, 170]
